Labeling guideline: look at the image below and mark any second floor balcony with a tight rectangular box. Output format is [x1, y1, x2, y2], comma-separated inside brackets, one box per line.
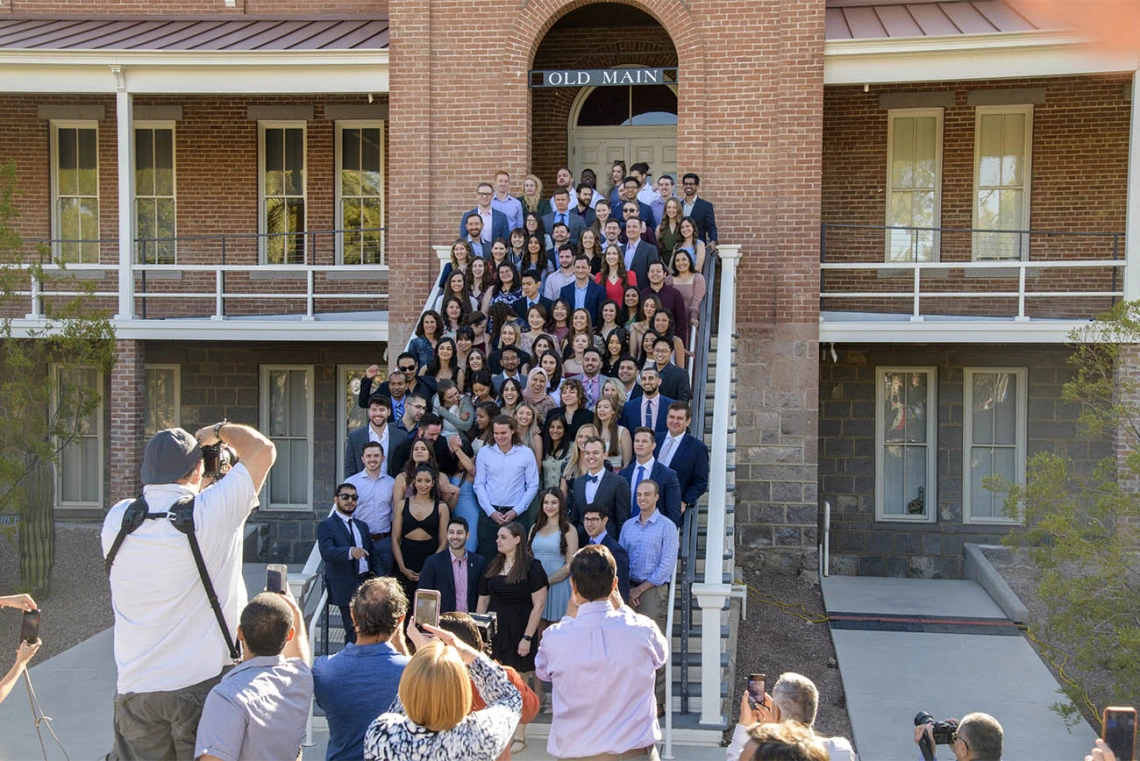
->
[820, 223, 1127, 343]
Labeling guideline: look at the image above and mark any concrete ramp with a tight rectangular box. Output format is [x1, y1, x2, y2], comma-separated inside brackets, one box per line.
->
[823, 576, 1097, 761]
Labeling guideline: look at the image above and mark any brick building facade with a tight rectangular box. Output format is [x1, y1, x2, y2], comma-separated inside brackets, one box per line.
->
[0, 0, 1136, 573]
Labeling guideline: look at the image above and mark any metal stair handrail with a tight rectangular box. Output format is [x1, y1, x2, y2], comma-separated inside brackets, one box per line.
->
[678, 246, 720, 715]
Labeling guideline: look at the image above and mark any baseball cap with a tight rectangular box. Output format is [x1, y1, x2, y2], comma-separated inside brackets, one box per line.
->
[141, 428, 203, 486]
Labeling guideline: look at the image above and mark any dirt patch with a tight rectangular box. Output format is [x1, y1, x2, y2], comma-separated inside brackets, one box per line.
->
[0, 525, 113, 662]
[982, 545, 1106, 732]
[729, 566, 854, 749]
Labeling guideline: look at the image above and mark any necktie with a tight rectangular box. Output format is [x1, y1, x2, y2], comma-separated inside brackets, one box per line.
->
[634, 465, 645, 500]
[661, 436, 676, 463]
[347, 519, 366, 575]
[587, 474, 598, 484]
[558, 213, 566, 226]
[644, 399, 654, 428]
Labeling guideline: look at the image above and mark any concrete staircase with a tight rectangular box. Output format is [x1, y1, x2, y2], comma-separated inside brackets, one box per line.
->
[667, 332, 740, 744]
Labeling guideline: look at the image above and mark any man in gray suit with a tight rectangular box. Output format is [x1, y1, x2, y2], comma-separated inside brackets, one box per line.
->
[543, 188, 587, 246]
[622, 214, 660, 289]
[569, 437, 630, 544]
[345, 393, 407, 479]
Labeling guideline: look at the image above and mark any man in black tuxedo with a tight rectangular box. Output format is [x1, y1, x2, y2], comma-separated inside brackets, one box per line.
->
[581, 506, 631, 603]
[655, 402, 710, 517]
[318, 483, 386, 644]
[680, 172, 718, 251]
[618, 427, 683, 527]
[417, 516, 486, 614]
[345, 393, 407, 479]
[568, 438, 630, 543]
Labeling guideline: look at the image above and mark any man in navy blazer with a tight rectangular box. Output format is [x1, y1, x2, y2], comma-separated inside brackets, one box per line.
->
[559, 255, 606, 323]
[655, 402, 710, 517]
[318, 483, 386, 644]
[417, 516, 486, 614]
[619, 366, 674, 434]
[680, 172, 718, 249]
[567, 438, 630, 544]
[344, 393, 406, 478]
[619, 427, 683, 527]
[543, 187, 587, 245]
[460, 183, 510, 244]
[581, 505, 632, 603]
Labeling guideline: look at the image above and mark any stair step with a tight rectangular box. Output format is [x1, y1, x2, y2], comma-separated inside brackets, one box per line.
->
[670, 680, 729, 699]
[671, 650, 730, 669]
[672, 623, 731, 639]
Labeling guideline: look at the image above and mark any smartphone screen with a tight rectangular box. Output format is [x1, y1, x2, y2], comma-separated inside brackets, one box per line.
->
[20, 610, 40, 644]
[747, 673, 766, 710]
[1103, 707, 1137, 761]
[266, 564, 288, 594]
[414, 590, 441, 628]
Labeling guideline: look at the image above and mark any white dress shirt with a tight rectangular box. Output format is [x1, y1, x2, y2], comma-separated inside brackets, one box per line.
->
[583, 467, 605, 503]
[629, 456, 657, 502]
[337, 511, 368, 575]
[658, 432, 684, 468]
[367, 423, 389, 457]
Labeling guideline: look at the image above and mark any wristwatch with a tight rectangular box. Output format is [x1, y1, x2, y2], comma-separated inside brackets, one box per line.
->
[522, 634, 533, 642]
[213, 420, 228, 442]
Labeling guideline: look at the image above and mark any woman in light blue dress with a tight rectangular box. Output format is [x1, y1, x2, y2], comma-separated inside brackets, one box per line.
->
[527, 487, 578, 712]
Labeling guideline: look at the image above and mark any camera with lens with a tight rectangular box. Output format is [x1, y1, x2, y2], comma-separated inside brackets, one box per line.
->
[915, 712, 959, 761]
[201, 443, 238, 480]
[469, 612, 497, 656]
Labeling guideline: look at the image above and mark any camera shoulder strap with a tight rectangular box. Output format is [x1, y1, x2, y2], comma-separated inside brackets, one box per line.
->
[105, 494, 240, 662]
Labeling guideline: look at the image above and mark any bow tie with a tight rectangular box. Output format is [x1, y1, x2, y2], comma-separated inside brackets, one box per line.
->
[586, 474, 599, 484]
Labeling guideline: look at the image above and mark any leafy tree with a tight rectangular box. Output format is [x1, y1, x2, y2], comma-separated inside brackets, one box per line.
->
[0, 160, 117, 594]
[999, 300, 1140, 712]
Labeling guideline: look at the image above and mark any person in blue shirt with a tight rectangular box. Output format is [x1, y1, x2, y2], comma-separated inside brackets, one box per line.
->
[312, 576, 411, 761]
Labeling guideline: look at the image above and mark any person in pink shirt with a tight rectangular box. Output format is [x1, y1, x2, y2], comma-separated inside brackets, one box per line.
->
[534, 544, 668, 760]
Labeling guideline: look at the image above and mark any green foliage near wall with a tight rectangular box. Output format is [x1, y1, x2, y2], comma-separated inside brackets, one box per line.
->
[0, 160, 116, 595]
[999, 300, 1140, 712]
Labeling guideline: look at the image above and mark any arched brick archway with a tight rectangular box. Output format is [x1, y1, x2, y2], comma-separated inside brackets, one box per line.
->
[506, 0, 707, 180]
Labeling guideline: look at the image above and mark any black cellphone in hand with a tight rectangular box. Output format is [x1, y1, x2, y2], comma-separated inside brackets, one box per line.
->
[1103, 706, 1137, 761]
[747, 674, 766, 710]
[20, 609, 40, 644]
[266, 564, 289, 594]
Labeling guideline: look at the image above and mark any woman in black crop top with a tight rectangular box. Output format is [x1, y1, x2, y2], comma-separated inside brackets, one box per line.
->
[391, 463, 450, 601]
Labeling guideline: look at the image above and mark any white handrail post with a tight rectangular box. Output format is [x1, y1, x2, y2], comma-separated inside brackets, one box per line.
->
[113, 67, 135, 322]
[304, 269, 316, 321]
[1125, 70, 1140, 301]
[1016, 265, 1029, 322]
[910, 265, 923, 322]
[663, 557, 679, 759]
[212, 270, 225, 320]
[692, 243, 740, 727]
[26, 267, 42, 319]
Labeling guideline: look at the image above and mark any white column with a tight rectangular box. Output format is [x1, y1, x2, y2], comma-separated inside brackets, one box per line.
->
[691, 243, 741, 727]
[1126, 71, 1140, 301]
[113, 66, 135, 321]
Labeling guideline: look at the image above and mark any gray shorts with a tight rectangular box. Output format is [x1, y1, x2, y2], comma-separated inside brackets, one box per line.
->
[109, 672, 224, 761]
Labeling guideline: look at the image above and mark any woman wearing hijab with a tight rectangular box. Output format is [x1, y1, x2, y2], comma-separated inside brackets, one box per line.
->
[521, 367, 555, 424]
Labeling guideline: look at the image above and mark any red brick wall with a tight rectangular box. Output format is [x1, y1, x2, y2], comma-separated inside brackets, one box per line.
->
[821, 75, 1131, 318]
[0, 93, 391, 319]
[4, 0, 387, 15]
[109, 338, 144, 504]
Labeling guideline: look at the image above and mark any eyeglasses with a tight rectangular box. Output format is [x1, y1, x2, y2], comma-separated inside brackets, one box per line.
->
[399, 365, 416, 372]
[337, 493, 359, 500]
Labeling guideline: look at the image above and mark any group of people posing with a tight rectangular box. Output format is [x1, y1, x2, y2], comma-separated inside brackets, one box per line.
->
[319, 163, 716, 755]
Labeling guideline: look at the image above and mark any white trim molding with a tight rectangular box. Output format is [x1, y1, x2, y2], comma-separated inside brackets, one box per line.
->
[825, 31, 1139, 85]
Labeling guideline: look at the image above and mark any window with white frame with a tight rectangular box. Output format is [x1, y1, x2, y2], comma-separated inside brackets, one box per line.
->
[973, 106, 1033, 260]
[144, 364, 181, 437]
[875, 367, 937, 522]
[336, 123, 385, 265]
[259, 123, 306, 264]
[260, 365, 313, 509]
[336, 364, 371, 479]
[52, 365, 103, 508]
[886, 109, 942, 262]
[135, 124, 176, 265]
[963, 368, 1026, 523]
[51, 122, 100, 264]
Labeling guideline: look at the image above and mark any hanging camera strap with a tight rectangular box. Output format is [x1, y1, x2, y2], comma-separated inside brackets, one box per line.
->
[105, 495, 240, 662]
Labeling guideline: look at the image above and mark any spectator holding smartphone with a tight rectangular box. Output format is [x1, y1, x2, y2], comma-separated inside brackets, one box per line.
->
[0, 593, 40, 704]
[726, 672, 856, 761]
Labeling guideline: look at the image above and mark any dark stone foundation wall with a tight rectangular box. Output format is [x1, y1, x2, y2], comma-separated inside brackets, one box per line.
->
[819, 345, 1110, 578]
[145, 340, 387, 562]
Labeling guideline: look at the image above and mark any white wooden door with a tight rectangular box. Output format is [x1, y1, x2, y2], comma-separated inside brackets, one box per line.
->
[571, 127, 677, 183]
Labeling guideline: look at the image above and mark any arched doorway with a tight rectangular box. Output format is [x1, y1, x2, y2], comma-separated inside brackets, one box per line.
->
[568, 77, 678, 182]
[530, 3, 678, 190]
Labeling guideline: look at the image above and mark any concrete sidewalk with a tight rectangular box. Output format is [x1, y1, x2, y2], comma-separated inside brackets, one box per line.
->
[823, 576, 1097, 761]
